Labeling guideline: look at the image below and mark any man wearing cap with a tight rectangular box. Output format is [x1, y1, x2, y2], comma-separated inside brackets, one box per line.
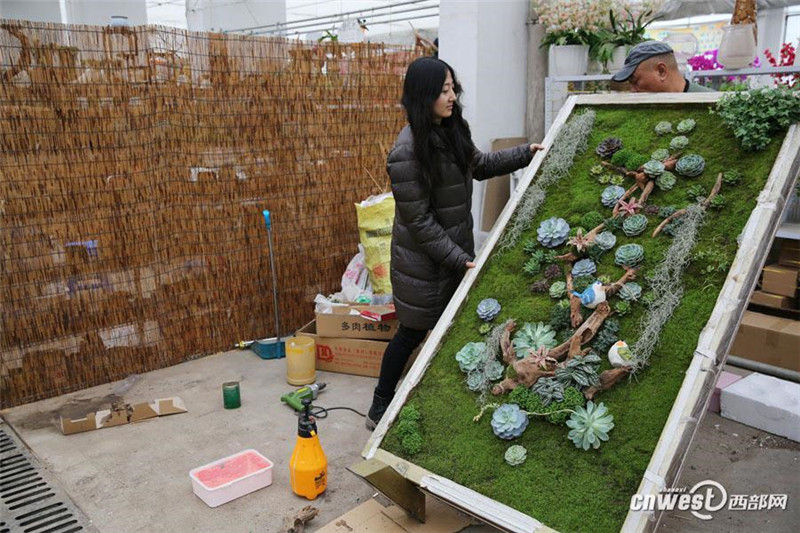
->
[612, 41, 714, 93]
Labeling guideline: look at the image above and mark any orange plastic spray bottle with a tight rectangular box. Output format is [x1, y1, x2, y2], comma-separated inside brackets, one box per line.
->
[289, 398, 327, 499]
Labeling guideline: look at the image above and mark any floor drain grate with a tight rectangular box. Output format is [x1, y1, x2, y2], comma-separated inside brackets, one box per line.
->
[0, 421, 94, 533]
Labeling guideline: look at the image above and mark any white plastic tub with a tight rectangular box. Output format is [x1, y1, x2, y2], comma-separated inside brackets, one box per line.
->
[189, 449, 273, 507]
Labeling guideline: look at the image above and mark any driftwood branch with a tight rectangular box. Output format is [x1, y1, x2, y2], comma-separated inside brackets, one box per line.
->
[564, 266, 583, 329]
[584, 367, 632, 400]
[652, 173, 723, 237]
[604, 267, 638, 297]
[549, 302, 612, 361]
[499, 320, 516, 365]
[636, 180, 656, 206]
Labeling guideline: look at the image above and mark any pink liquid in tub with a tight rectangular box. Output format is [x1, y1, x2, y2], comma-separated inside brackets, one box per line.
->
[190, 449, 273, 507]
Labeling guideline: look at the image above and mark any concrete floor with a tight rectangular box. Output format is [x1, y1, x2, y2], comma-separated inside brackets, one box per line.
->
[2, 352, 799, 532]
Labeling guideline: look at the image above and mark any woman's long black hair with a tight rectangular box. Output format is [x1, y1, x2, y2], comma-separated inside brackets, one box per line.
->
[401, 57, 475, 189]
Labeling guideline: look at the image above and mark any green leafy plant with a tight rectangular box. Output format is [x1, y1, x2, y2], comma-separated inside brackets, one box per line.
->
[610, 175, 625, 186]
[610, 148, 648, 170]
[549, 299, 571, 330]
[549, 280, 567, 299]
[686, 184, 706, 201]
[478, 323, 492, 335]
[709, 194, 726, 210]
[598, 173, 612, 184]
[512, 322, 558, 358]
[713, 87, 800, 151]
[531, 376, 565, 405]
[580, 210, 604, 229]
[566, 401, 615, 450]
[590, 164, 605, 176]
[722, 169, 742, 185]
[592, 318, 620, 353]
[614, 300, 631, 316]
[608, 7, 657, 47]
[523, 257, 543, 276]
[555, 353, 601, 389]
[397, 405, 423, 455]
[692, 247, 731, 275]
[522, 238, 539, 255]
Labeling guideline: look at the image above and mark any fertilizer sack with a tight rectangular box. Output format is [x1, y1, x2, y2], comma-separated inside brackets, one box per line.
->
[355, 192, 394, 295]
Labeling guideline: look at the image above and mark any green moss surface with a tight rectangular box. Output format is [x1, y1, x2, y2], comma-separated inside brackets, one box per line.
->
[381, 105, 786, 532]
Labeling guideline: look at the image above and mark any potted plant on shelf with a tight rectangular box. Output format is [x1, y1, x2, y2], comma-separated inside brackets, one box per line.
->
[717, 0, 758, 70]
[535, 0, 611, 77]
[606, 6, 658, 72]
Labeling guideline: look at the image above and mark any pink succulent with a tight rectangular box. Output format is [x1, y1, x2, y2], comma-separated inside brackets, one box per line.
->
[617, 198, 642, 216]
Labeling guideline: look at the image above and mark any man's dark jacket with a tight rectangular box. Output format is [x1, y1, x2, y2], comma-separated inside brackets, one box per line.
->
[387, 124, 533, 330]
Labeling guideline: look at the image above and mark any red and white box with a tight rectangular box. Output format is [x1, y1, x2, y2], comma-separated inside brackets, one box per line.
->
[189, 449, 273, 507]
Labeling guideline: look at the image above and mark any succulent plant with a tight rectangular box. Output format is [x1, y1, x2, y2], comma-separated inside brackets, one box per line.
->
[614, 300, 631, 316]
[615, 243, 645, 268]
[592, 318, 620, 354]
[670, 135, 689, 151]
[675, 154, 706, 177]
[658, 205, 677, 219]
[601, 185, 626, 208]
[662, 218, 686, 237]
[580, 211, 604, 230]
[722, 169, 742, 185]
[504, 444, 527, 466]
[555, 353, 601, 389]
[455, 342, 487, 372]
[598, 173, 612, 184]
[610, 175, 625, 186]
[537, 217, 570, 248]
[622, 214, 648, 237]
[651, 148, 670, 161]
[604, 215, 624, 232]
[512, 322, 557, 358]
[567, 401, 615, 450]
[523, 257, 542, 276]
[573, 275, 597, 293]
[676, 118, 696, 133]
[643, 159, 665, 178]
[477, 298, 502, 321]
[709, 194, 726, 209]
[549, 299, 571, 331]
[596, 137, 623, 159]
[478, 323, 492, 335]
[618, 282, 643, 301]
[530, 279, 551, 293]
[531, 377, 565, 406]
[590, 164, 604, 176]
[644, 204, 660, 216]
[641, 291, 656, 307]
[485, 359, 504, 381]
[656, 170, 677, 191]
[544, 263, 562, 280]
[491, 403, 529, 440]
[466, 371, 487, 391]
[522, 238, 538, 255]
[654, 121, 673, 136]
[686, 184, 706, 201]
[571, 258, 596, 277]
[594, 231, 617, 251]
[549, 280, 567, 299]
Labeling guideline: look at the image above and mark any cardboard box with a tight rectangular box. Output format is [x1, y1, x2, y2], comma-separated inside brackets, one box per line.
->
[750, 290, 796, 310]
[729, 311, 800, 372]
[296, 320, 419, 378]
[317, 496, 473, 533]
[59, 396, 188, 435]
[761, 264, 799, 297]
[779, 239, 800, 269]
[315, 304, 398, 340]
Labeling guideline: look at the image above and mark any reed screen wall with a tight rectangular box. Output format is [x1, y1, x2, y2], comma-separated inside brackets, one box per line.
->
[0, 20, 420, 407]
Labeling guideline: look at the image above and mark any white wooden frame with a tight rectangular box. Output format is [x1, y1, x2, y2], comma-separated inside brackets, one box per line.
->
[362, 93, 800, 532]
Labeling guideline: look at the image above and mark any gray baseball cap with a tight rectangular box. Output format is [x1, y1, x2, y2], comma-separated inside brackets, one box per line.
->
[611, 40, 674, 82]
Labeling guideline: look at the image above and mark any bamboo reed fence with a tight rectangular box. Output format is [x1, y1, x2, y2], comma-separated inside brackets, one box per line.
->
[0, 20, 423, 408]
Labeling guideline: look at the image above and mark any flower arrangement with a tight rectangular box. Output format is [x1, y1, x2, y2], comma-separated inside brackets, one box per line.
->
[763, 42, 798, 89]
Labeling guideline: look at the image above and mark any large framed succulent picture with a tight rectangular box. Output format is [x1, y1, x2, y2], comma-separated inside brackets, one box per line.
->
[362, 92, 800, 532]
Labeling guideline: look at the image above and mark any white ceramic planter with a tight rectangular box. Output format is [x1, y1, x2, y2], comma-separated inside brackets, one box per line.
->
[609, 46, 628, 72]
[549, 44, 589, 77]
[717, 24, 757, 70]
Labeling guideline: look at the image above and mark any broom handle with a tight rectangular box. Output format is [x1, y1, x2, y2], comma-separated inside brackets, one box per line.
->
[263, 210, 281, 339]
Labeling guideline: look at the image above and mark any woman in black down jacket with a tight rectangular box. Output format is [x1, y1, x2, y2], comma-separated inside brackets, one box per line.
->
[366, 57, 543, 429]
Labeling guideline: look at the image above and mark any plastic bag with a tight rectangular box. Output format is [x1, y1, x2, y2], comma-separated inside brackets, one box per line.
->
[355, 192, 395, 294]
[340, 244, 372, 303]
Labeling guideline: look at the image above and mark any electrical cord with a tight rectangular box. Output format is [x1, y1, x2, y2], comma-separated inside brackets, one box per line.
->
[310, 405, 367, 419]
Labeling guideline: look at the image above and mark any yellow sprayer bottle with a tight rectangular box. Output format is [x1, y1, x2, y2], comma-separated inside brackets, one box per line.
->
[289, 398, 327, 500]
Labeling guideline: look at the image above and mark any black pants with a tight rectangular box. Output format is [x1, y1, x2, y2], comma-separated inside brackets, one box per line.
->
[375, 324, 428, 398]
